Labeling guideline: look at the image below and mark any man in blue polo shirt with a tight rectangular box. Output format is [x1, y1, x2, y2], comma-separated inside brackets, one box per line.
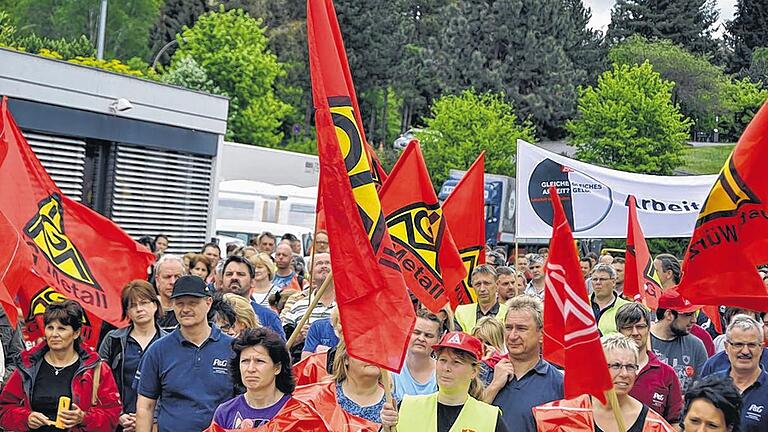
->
[135, 275, 235, 432]
[484, 295, 563, 431]
[713, 314, 768, 432]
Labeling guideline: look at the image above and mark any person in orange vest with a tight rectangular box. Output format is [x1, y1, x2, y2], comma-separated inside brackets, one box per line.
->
[533, 333, 676, 432]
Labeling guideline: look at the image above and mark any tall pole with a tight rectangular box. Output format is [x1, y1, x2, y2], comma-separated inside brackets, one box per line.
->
[96, 0, 108, 60]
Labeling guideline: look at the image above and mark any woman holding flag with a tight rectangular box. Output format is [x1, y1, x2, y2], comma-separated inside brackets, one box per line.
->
[380, 331, 509, 432]
[532, 334, 675, 432]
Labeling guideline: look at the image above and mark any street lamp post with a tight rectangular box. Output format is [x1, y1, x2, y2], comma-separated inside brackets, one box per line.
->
[96, 0, 108, 60]
[152, 39, 181, 70]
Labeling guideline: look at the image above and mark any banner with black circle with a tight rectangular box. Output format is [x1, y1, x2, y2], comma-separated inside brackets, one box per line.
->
[515, 140, 718, 238]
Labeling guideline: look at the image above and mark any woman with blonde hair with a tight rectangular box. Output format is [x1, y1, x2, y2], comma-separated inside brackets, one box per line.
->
[472, 317, 508, 386]
[248, 253, 278, 306]
[222, 293, 261, 337]
[380, 331, 507, 432]
[291, 340, 381, 430]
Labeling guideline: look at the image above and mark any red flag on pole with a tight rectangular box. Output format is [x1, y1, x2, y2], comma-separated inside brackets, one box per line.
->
[442, 153, 486, 302]
[380, 141, 469, 312]
[307, 0, 415, 372]
[0, 97, 155, 330]
[0, 209, 29, 326]
[677, 101, 768, 312]
[543, 186, 613, 403]
[624, 195, 663, 310]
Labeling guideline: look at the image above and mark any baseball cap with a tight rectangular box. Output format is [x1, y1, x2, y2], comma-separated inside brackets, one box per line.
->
[432, 331, 484, 361]
[657, 288, 699, 313]
[170, 275, 213, 299]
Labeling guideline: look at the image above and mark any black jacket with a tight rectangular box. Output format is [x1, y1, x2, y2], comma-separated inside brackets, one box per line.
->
[97, 323, 167, 410]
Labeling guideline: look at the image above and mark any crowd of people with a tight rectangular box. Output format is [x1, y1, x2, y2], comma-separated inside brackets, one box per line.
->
[0, 233, 764, 432]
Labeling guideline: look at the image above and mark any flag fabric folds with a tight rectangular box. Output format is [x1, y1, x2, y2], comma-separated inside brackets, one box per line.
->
[0, 209, 30, 326]
[307, 0, 415, 372]
[677, 101, 768, 311]
[0, 97, 155, 331]
[624, 195, 664, 310]
[380, 141, 469, 312]
[441, 153, 486, 303]
[543, 186, 613, 403]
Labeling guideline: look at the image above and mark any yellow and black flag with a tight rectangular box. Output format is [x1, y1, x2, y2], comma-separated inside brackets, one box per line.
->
[380, 141, 469, 312]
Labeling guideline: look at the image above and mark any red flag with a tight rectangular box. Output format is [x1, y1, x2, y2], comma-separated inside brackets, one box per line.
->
[442, 153, 486, 302]
[307, 0, 415, 372]
[677, 101, 768, 311]
[0, 97, 155, 329]
[18, 285, 103, 348]
[380, 141, 469, 312]
[0, 209, 28, 326]
[543, 186, 613, 403]
[368, 144, 388, 187]
[624, 195, 663, 309]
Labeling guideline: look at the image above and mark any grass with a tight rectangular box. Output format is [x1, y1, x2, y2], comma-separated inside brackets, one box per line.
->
[679, 145, 735, 174]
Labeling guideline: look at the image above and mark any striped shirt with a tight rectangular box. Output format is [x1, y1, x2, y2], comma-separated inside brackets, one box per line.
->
[283, 297, 336, 327]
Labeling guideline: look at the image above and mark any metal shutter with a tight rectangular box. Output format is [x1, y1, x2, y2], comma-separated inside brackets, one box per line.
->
[24, 132, 86, 201]
[110, 144, 213, 254]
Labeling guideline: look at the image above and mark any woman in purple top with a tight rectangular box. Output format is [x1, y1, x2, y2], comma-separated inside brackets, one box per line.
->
[210, 328, 295, 429]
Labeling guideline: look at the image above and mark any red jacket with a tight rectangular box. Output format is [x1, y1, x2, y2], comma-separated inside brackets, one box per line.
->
[0, 341, 122, 431]
[533, 394, 675, 432]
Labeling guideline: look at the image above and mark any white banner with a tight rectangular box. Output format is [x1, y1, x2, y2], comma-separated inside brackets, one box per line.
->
[515, 140, 719, 239]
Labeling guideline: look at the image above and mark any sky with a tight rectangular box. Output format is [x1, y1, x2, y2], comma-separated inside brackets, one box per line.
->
[583, 0, 738, 33]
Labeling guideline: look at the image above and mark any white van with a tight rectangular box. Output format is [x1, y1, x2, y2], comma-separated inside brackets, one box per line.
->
[214, 219, 313, 256]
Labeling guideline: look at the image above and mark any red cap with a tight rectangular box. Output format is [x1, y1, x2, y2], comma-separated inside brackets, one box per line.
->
[657, 287, 700, 313]
[431, 331, 484, 361]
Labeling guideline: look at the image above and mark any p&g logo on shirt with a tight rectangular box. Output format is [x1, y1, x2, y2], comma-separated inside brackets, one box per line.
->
[212, 358, 229, 374]
[747, 404, 764, 422]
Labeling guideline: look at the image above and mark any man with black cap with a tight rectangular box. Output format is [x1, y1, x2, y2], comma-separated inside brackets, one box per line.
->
[134, 275, 235, 432]
[650, 288, 708, 393]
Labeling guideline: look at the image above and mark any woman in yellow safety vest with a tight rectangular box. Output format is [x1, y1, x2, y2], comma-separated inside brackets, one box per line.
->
[380, 331, 510, 432]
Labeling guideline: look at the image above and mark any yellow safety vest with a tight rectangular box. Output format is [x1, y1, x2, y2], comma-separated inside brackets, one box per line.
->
[455, 302, 508, 333]
[596, 296, 630, 335]
[398, 392, 500, 432]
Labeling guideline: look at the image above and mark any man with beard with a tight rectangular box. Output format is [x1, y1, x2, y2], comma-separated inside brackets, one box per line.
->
[616, 303, 683, 424]
[712, 314, 768, 432]
[523, 255, 546, 300]
[650, 289, 708, 393]
[220, 255, 285, 339]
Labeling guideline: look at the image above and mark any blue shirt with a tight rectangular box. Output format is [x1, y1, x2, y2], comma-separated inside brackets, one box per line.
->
[122, 335, 159, 413]
[272, 272, 296, 290]
[491, 358, 564, 432]
[713, 369, 768, 432]
[701, 349, 768, 377]
[250, 301, 286, 340]
[392, 362, 437, 401]
[303, 318, 339, 353]
[136, 326, 235, 432]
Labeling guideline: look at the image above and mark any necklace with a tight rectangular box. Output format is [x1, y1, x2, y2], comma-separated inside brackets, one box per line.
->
[47, 354, 78, 376]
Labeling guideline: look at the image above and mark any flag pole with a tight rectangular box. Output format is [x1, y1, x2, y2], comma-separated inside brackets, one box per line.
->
[381, 369, 398, 432]
[606, 389, 626, 432]
[286, 272, 333, 348]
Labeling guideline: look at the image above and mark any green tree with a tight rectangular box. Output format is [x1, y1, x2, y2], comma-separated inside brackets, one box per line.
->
[3, 0, 162, 60]
[567, 62, 693, 175]
[171, 8, 293, 146]
[607, 0, 718, 57]
[748, 47, 768, 84]
[609, 36, 729, 133]
[717, 77, 768, 142]
[424, 0, 596, 138]
[148, 0, 210, 67]
[726, 0, 768, 74]
[417, 90, 535, 188]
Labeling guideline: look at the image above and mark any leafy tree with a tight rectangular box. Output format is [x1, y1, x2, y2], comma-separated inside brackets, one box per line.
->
[748, 47, 768, 85]
[725, 0, 768, 74]
[3, 0, 162, 60]
[148, 0, 210, 67]
[161, 56, 225, 95]
[417, 90, 535, 188]
[171, 8, 293, 146]
[424, 0, 596, 138]
[609, 36, 729, 132]
[607, 0, 718, 57]
[717, 77, 768, 142]
[567, 62, 693, 175]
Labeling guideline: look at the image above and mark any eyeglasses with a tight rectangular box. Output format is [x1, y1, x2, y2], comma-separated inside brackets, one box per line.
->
[607, 363, 639, 373]
[129, 300, 154, 310]
[591, 277, 614, 283]
[726, 340, 762, 351]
